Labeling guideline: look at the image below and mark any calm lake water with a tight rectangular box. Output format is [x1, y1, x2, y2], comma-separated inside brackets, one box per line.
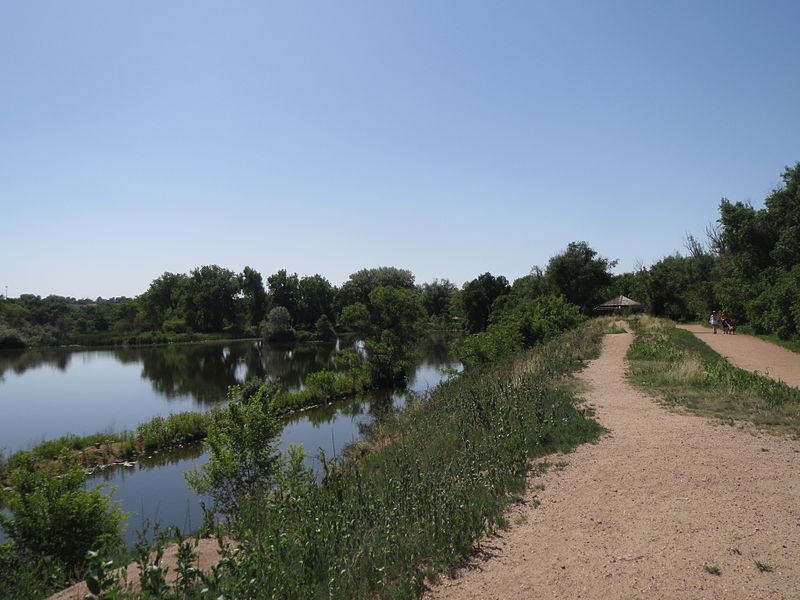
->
[0, 337, 460, 544]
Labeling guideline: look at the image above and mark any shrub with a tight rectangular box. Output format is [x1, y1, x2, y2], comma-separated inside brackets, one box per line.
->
[0, 463, 126, 579]
[185, 385, 282, 516]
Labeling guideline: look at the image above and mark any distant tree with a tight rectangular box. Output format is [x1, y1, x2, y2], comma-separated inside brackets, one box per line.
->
[545, 241, 616, 313]
[314, 314, 336, 341]
[460, 273, 510, 333]
[267, 270, 300, 321]
[369, 286, 425, 346]
[338, 302, 371, 332]
[764, 163, 800, 269]
[140, 272, 191, 330]
[261, 306, 295, 342]
[240, 267, 268, 329]
[187, 265, 240, 332]
[716, 200, 774, 280]
[297, 274, 334, 329]
[420, 279, 457, 319]
[334, 267, 416, 314]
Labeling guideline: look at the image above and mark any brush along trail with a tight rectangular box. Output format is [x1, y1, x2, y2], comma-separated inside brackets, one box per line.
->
[424, 325, 799, 600]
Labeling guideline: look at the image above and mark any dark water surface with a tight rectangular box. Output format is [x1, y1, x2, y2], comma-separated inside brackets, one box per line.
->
[0, 337, 460, 544]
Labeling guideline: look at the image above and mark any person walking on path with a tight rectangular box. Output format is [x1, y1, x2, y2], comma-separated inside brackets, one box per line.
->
[709, 310, 719, 334]
[720, 311, 734, 334]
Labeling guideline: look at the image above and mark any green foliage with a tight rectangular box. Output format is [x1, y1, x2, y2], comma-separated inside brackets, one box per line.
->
[1, 432, 122, 474]
[368, 286, 425, 345]
[261, 306, 295, 342]
[298, 274, 335, 329]
[146, 324, 605, 600]
[267, 269, 301, 322]
[460, 272, 510, 333]
[0, 463, 126, 580]
[314, 313, 336, 341]
[186, 265, 241, 333]
[0, 324, 26, 348]
[544, 241, 617, 314]
[420, 279, 457, 319]
[83, 549, 123, 600]
[136, 412, 209, 452]
[338, 302, 371, 332]
[335, 267, 416, 314]
[240, 266, 268, 329]
[457, 294, 586, 367]
[185, 385, 281, 516]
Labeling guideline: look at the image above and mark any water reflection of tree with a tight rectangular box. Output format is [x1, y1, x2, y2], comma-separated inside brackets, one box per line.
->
[122, 341, 339, 405]
[0, 348, 73, 378]
[417, 332, 460, 366]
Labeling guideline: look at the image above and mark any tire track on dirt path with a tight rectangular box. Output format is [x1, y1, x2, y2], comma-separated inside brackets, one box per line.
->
[677, 325, 800, 389]
[424, 328, 800, 600]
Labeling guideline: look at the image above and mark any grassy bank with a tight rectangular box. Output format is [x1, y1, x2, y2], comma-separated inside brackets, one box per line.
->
[627, 315, 800, 436]
[105, 319, 612, 600]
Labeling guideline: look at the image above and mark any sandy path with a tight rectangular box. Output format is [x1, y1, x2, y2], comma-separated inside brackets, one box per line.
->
[678, 325, 800, 388]
[424, 329, 800, 600]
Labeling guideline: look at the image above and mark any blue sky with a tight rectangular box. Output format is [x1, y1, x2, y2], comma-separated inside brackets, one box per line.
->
[2, 1, 798, 299]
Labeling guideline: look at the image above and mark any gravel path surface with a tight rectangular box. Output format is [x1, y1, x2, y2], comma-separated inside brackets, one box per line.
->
[424, 328, 800, 600]
[678, 325, 800, 388]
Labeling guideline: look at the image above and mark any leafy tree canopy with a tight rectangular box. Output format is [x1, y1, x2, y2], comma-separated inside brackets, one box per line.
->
[544, 241, 616, 313]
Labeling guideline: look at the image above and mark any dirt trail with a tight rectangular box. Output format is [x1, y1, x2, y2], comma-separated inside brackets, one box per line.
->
[424, 328, 800, 600]
[678, 325, 800, 388]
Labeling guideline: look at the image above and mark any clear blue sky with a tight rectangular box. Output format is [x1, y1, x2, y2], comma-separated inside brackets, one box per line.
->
[2, 1, 798, 299]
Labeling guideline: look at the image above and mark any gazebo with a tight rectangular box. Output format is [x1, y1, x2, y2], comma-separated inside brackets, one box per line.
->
[594, 295, 644, 314]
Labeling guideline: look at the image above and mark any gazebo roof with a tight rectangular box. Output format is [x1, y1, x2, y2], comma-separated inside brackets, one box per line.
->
[594, 295, 643, 311]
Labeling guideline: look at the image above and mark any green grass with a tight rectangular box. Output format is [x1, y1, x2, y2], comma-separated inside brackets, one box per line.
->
[704, 564, 721, 576]
[626, 316, 800, 436]
[755, 561, 773, 572]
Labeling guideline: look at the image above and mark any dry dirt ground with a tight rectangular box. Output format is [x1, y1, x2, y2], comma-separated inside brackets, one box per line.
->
[424, 327, 800, 600]
[677, 325, 800, 389]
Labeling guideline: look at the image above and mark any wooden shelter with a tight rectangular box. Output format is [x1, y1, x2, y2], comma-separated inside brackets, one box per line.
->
[594, 295, 644, 314]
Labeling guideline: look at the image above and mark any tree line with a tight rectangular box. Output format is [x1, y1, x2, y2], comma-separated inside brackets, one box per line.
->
[1, 162, 798, 349]
[611, 163, 800, 339]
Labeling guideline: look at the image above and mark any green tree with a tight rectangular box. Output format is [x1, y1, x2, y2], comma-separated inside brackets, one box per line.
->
[334, 267, 416, 315]
[186, 265, 241, 332]
[338, 302, 371, 332]
[764, 163, 800, 269]
[185, 385, 281, 515]
[545, 241, 616, 313]
[267, 269, 301, 322]
[297, 274, 334, 329]
[460, 272, 510, 333]
[240, 266, 268, 329]
[369, 286, 425, 345]
[420, 279, 457, 319]
[139, 272, 191, 330]
[261, 306, 295, 342]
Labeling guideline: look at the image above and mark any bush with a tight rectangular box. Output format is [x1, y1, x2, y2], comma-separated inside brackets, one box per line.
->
[0, 326, 26, 349]
[0, 463, 126, 579]
[185, 385, 281, 516]
[457, 294, 585, 367]
[261, 307, 296, 342]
